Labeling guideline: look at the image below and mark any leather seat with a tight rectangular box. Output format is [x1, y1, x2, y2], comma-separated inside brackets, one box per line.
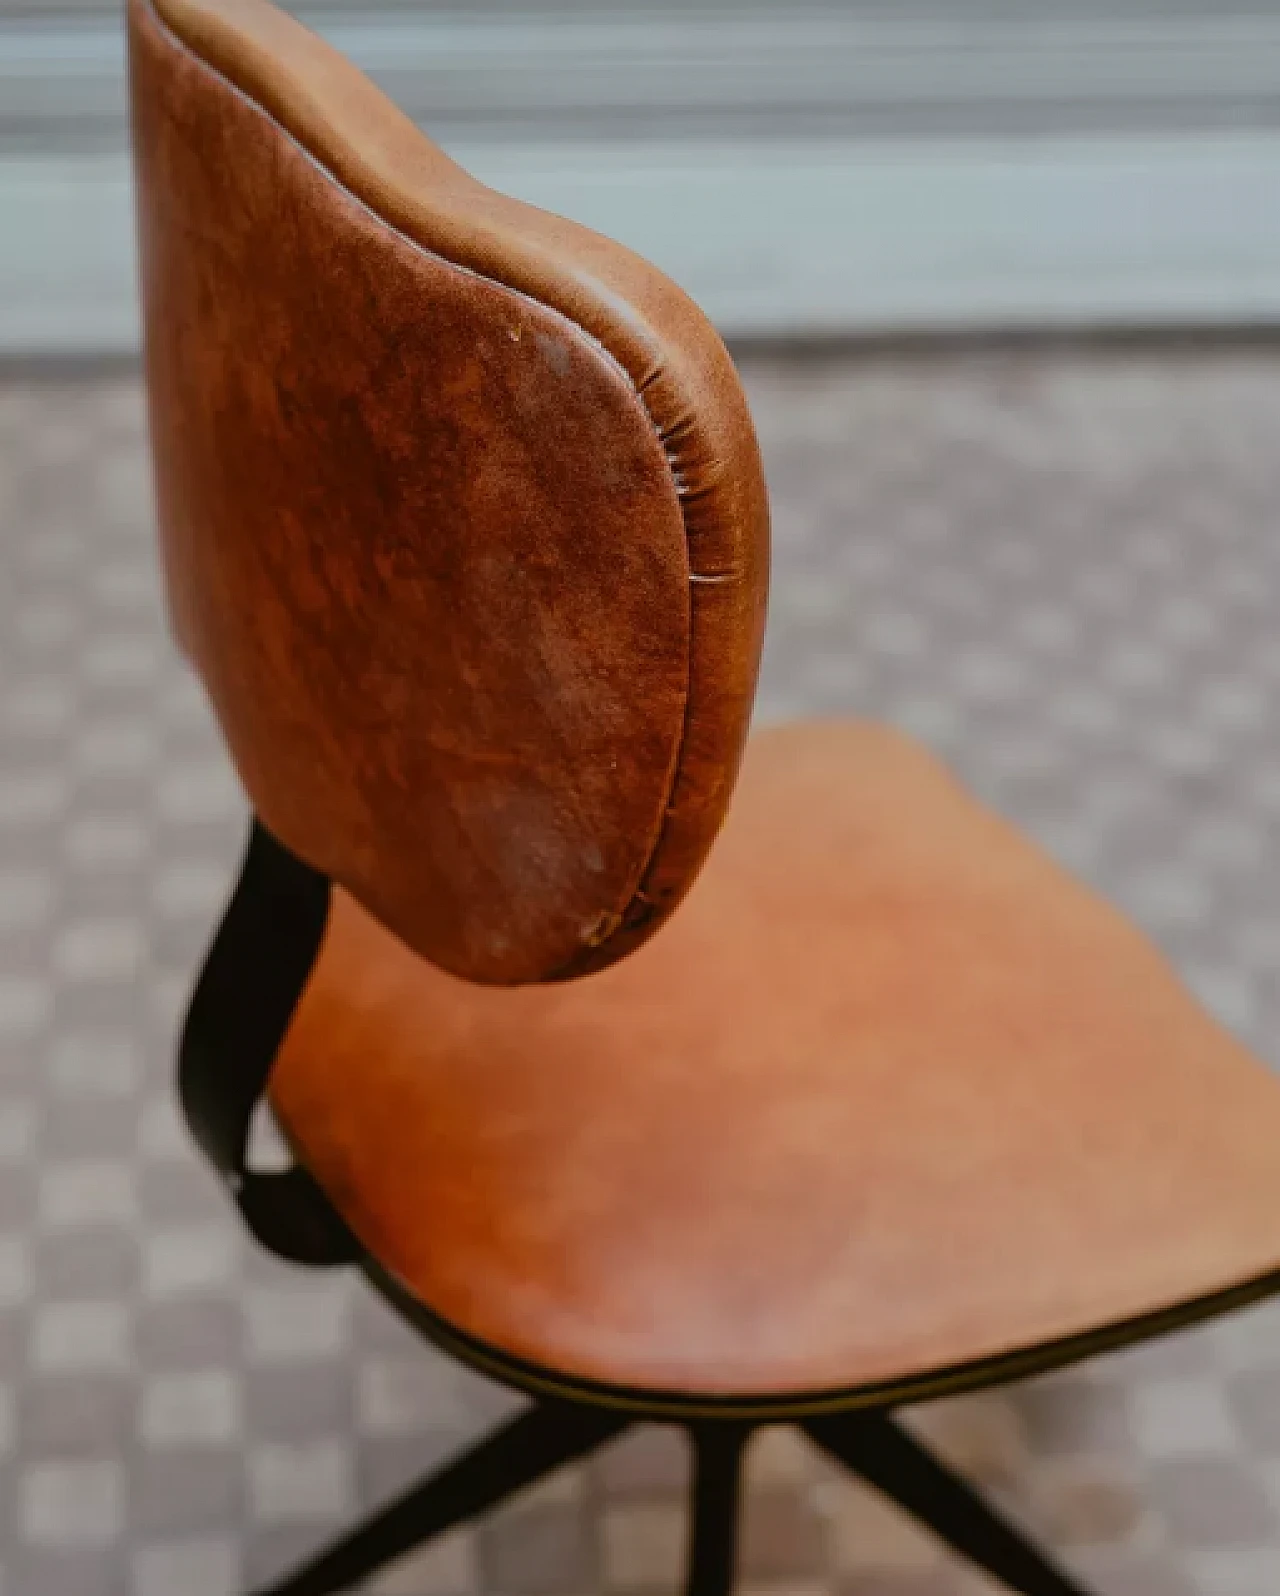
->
[269, 719, 1280, 1400]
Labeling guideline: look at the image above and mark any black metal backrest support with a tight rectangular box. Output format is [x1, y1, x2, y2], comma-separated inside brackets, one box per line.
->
[179, 818, 361, 1266]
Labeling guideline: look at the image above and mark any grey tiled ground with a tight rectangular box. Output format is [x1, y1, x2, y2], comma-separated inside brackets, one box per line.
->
[4, 346, 1280, 1593]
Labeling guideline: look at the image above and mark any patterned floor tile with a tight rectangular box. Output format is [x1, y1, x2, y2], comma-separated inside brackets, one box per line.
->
[4, 351, 1280, 1591]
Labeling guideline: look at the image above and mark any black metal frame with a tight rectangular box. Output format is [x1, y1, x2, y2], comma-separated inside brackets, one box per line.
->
[182, 819, 1280, 1595]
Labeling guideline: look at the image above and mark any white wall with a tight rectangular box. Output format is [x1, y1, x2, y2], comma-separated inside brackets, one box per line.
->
[6, 4, 1280, 352]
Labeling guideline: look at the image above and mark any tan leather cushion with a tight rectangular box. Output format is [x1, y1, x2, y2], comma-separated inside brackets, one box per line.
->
[129, 0, 768, 985]
[270, 720, 1280, 1398]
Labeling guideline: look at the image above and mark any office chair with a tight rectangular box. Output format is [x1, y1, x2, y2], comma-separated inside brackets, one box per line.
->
[127, 0, 1280, 1590]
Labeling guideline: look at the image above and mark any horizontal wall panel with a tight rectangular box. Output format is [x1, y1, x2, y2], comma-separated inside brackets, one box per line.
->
[2, 0, 1274, 16]
[8, 10, 1280, 149]
[9, 133, 1280, 354]
[7, 4, 1280, 345]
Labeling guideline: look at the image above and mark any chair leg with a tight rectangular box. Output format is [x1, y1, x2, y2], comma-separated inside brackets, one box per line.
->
[256, 1400, 629, 1596]
[805, 1412, 1092, 1596]
[683, 1423, 750, 1596]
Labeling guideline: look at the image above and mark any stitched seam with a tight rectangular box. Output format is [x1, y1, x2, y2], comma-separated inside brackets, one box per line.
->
[142, 0, 704, 973]
[368, 1255, 1280, 1420]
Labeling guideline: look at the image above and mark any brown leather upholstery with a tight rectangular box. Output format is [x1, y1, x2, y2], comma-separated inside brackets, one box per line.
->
[270, 720, 1280, 1399]
[133, 0, 1280, 1413]
[128, 0, 768, 985]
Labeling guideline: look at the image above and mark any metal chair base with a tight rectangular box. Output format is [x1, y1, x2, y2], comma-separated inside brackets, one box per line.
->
[255, 1400, 1090, 1596]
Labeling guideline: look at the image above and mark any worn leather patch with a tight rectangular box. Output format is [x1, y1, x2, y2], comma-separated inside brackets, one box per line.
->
[129, 0, 769, 983]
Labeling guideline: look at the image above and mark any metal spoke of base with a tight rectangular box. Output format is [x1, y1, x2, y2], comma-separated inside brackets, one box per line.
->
[806, 1411, 1091, 1596]
[684, 1423, 750, 1596]
[257, 1400, 629, 1596]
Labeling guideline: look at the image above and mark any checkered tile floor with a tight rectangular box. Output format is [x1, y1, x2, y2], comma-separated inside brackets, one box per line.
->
[4, 348, 1280, 1595]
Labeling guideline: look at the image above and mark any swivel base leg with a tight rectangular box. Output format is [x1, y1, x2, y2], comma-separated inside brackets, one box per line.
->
[255, 1401, 628, 1596]
[253, 1403, 1095, 1596]
[806, 1412, 1092, 1596]
[683, 1424, 750, 1596]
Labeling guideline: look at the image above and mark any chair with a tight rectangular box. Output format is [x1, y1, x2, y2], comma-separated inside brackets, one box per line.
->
[127, 1, 1280, 1590]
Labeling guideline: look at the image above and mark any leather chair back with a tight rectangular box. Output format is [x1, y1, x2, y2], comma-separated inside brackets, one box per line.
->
[128, 0, 770, 984]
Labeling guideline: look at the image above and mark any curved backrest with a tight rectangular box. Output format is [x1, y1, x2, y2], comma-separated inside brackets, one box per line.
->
[127, 0, 769, 985]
